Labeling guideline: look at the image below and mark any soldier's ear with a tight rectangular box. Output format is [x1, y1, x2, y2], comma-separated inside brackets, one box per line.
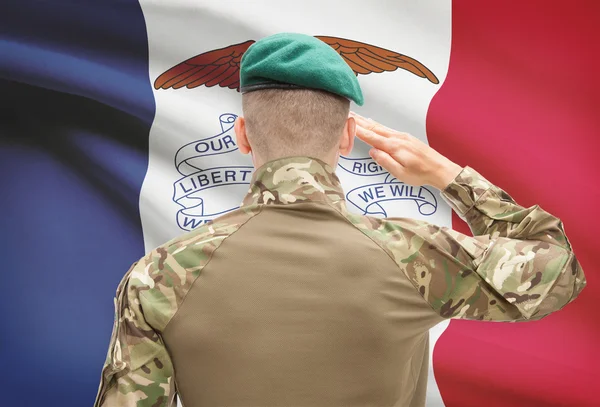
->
[339, 116, 355, 156]
[234, 116, 251, 155]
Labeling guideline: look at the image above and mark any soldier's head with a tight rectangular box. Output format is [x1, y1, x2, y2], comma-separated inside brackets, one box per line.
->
[234, 32, 363, 168]
[235, 88, 355, 167]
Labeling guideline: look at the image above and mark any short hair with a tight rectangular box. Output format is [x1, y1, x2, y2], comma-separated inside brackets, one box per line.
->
[241, 88, 350, 161]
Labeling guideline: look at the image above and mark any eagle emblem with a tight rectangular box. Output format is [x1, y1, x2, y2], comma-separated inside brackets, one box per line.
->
[162, 35, 441, 231]
[154, 36, 439, 91]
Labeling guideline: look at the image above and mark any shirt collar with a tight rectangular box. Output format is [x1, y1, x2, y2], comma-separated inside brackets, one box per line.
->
[241, 156, 346, 210]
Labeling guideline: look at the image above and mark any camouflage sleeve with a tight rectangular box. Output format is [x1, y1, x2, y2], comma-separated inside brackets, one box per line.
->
[423, 166, 586, 321]
[442, 166, 576, 247]
[371, 166, 585, 322]
[93, 261, 177, 407]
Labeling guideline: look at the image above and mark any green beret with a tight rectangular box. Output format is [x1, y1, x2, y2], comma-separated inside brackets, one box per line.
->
[240, 33, 364, 106]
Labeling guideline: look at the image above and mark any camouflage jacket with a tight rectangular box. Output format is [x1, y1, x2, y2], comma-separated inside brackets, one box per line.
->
[94, 156, 585, 407]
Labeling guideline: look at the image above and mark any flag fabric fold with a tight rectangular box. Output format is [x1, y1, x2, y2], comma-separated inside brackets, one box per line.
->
[1, 1, 597, 406]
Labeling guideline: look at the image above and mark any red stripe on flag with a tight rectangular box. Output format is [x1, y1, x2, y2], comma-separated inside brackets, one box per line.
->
[427, 1, 600, 406]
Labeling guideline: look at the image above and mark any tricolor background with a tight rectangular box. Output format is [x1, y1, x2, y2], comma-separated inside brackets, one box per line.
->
[1, 1, 598, 406]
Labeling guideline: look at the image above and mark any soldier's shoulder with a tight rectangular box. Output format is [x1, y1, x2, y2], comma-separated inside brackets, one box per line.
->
[124, 205, 262, 329]
[129, 206, 260, 278]
[342, 211, 432, 243]
[158, 205, 261, 256]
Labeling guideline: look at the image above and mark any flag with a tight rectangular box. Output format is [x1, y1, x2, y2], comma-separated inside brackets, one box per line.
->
[0, 1, 597, 406]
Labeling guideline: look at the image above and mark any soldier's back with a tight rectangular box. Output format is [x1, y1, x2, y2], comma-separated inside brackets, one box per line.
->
[162, 194, 440, 407]
[134, 156, 584, 407]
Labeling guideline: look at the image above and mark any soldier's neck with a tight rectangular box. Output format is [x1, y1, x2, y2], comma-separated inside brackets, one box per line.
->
[251, 150, 339, 170]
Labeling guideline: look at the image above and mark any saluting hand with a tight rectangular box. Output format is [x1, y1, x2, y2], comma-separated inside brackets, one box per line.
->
[350, 112, 463, 190]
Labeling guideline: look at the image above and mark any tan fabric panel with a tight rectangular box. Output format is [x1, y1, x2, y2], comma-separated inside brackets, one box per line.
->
[163, 202, 441, 406]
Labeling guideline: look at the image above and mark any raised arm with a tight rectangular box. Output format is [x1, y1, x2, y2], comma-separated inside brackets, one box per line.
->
[442, 166, 574, 249]
[351, 112, 586, 321]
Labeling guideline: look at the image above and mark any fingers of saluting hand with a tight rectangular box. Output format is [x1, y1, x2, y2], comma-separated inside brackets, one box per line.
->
[350, 112, 407, 139]
[355, 124, 399, 151]
[350, 112, 412, 152]
[370, 148, 406, 175]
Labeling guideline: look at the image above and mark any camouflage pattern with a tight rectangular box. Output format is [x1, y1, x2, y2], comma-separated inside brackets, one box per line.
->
[439, 167, 586, 318]
[95, 155, 586, 405]
[94, 206, 261, 407]
[241, 157, 585, 321]
[241, 156, 346, 209]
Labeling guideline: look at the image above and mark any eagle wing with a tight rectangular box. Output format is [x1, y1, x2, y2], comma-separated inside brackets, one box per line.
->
[153, 40, 255, 90]
[315, 36, 439, 84]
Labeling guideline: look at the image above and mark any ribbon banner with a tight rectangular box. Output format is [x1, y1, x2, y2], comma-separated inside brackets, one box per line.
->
[174, 113, 240, 176]
[338, 156, 388, 177]
[346, 181, 438, 217]
[172, 113, 253, 230]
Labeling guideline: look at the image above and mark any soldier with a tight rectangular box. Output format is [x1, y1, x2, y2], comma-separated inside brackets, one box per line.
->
[94, 33, 586, 407]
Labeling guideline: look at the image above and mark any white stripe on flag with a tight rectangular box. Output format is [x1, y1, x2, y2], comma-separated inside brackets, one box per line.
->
[138, 1, 452, 405]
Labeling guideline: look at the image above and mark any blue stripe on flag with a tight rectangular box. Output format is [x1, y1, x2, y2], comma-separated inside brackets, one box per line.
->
[0, 1, 154, 406]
